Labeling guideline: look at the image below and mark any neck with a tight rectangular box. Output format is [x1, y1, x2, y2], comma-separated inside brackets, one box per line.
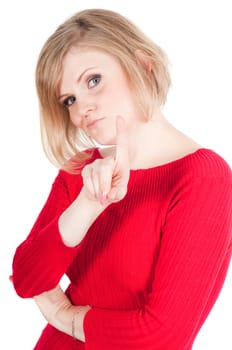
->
[97, 109, 201, 170]
[98, 109, 167, 167]
[126, 109, 164, 166]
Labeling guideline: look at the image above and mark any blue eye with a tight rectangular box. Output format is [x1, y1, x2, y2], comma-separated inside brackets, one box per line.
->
[88, 75, 101, 88]
[63, 95, 76, 107]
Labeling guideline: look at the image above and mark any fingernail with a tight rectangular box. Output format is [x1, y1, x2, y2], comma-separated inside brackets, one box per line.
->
[100, 191, 107, 205]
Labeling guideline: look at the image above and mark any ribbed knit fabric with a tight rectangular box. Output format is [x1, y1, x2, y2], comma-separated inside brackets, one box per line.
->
[12, 148, 232, 350]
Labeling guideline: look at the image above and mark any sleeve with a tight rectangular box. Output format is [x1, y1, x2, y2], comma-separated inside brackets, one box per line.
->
[12, 170, 82, 298]
[83, 175, 232, 350]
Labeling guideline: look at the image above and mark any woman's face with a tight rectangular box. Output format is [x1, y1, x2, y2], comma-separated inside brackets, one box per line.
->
[58, 47, 140, 145]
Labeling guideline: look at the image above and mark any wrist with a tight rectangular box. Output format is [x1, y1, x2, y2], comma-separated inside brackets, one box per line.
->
[78, 187, 108, 213]
[71, 305, 91, 342]
[56, 305, 91, 342]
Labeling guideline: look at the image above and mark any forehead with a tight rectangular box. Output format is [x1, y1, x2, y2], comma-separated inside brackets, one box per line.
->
[59, 47, 122, 92]
[62, 47, 121, 73]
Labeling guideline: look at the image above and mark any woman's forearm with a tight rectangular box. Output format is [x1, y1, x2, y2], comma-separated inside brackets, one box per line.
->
[34, 285, 90, 342]
[58, 188, 105, 247]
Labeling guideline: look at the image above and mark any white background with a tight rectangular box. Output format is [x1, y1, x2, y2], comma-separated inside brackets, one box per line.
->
[0, 0, 231, 349]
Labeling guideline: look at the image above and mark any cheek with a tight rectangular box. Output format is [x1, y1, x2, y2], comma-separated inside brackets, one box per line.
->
[104, 90, 134, 116]
[69, 110, 82, 128]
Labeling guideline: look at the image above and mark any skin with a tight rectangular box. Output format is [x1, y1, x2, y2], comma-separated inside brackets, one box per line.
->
[58, 47, 141, 147]
[34, 47, 201, 342]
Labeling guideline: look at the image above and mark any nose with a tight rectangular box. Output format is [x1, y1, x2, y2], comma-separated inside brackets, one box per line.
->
[70, 97, 97, 127]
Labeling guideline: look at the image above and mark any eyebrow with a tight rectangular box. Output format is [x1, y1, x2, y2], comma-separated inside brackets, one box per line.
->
[58, 66, 98, 101]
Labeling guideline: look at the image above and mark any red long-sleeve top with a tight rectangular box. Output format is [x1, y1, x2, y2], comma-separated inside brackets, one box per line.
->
[12, 148, 232, 350]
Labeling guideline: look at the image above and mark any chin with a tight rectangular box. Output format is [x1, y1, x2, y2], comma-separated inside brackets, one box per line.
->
[92, 136, 116, 147]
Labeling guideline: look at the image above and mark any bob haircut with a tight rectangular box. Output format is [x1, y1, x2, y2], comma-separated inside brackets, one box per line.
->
[36, 8, 171, 173]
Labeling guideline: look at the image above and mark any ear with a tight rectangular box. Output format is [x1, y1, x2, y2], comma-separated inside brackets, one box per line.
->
[135, 49, 152, 73]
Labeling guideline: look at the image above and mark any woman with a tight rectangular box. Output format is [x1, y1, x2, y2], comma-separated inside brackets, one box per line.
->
[11, 8, 232, 350]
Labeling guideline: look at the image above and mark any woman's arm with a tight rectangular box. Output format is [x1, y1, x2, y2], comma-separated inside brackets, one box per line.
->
[12, 117, 129, 298]
[11, 169, 104, 298]
[33, 285, 91, 342]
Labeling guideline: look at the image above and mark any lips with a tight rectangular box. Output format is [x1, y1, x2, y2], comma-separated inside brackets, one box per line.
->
[87, 117, 105, 129]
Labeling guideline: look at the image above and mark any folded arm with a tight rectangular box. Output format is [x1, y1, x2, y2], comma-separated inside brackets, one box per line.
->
[33, 285, 91, 342]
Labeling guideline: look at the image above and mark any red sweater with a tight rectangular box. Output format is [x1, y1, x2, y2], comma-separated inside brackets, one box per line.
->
[12, 148, 232, 350]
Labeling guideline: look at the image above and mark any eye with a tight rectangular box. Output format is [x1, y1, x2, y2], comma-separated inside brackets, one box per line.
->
[63, 95, 76, 107]
[88, 75, 101, 88]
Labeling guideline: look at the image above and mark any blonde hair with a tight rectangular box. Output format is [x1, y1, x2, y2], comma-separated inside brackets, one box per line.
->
[36, 8, 171, 173]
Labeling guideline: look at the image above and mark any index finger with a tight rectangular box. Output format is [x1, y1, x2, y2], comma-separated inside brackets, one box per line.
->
[115, 115, 129, 165]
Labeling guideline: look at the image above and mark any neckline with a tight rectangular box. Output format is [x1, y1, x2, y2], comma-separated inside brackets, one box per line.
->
[94, 147, 211, 172]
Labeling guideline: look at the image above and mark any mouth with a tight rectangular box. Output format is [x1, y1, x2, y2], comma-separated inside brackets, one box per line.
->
[87, 117, 105, 129]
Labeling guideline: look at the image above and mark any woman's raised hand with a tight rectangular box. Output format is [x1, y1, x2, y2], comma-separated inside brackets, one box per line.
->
[81, 116, 130, 206]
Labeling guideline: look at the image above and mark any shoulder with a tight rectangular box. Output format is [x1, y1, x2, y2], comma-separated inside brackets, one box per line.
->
[162, 149, 232, 205]
[194, 148, 231, 178]
[171, 148, 232, 181]
[166, 149, 232, 220]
